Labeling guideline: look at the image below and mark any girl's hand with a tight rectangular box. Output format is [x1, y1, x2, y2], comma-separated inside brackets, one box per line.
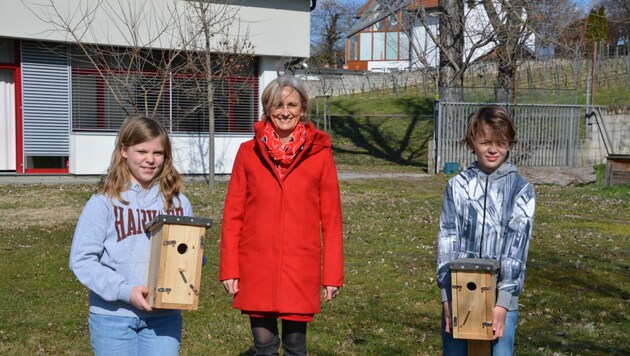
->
[222, 279, 239, 295]
[323, 286, 340, 302]
[130, 286, 152, 312]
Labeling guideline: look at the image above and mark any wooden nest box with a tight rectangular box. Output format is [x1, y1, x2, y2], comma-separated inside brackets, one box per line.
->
[605, 154, 630, 187]
[145, 215, 213, 310]
[448, 258, 500, 341]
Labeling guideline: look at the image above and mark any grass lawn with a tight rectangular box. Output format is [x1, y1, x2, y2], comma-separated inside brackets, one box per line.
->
[325, 96, 435, 173]
[0, 165, 628, 355]
[1, 83, 628, 354]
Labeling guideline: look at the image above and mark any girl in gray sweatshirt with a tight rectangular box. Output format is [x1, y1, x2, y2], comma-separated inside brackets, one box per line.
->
[70, 116, 192, 355]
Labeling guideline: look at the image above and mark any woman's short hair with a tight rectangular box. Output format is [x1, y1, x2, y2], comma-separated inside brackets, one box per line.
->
[261, 75, 310, 121]
[462, 106, 517, 150]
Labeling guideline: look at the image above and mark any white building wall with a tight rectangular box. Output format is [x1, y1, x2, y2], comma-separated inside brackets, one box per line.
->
[367, 61, 409, 72]
[68, 55, 287, 176]
[463, 3, 495, 62]
[0, 0, 311, 58]
[2, 1, 311, 175]
[69, 134, 116, 175]
[464, 2, 535, 61]
[70, 133, 252, 175]
[68, 55, 286, 176]
[406, 2, 535, 71]
[411, 15, 439, 69]
[258, 57, 281, 117]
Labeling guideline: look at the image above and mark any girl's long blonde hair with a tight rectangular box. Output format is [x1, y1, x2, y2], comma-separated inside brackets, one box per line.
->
[97, 116, 183, 210]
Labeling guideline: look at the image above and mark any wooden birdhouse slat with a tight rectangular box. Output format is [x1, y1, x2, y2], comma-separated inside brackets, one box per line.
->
[448, 258, 500, 341]
[145, 215, 213, 310]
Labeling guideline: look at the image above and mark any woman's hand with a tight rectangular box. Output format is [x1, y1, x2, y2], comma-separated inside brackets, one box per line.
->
[492, 306, 508, 339]
[442, 301, 453, 334]
[129, 286, 152, 312]
[222, 279, 239, 295]
[323, 286, 340, 302]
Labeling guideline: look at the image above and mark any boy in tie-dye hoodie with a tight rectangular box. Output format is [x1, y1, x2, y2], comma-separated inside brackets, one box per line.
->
[437, 106, 536, 355]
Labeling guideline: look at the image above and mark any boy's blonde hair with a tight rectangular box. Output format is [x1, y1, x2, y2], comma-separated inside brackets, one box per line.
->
[97, 116, 183, 210]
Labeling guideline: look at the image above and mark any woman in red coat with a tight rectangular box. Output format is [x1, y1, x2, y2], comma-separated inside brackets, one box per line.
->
[220, 75, 344, 355]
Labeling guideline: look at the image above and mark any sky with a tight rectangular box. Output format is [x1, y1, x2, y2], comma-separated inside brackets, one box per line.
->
[571, 0, 598, 13]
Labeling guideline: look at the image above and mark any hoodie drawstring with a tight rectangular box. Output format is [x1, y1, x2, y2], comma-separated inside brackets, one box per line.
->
[479, 176, 489, 257]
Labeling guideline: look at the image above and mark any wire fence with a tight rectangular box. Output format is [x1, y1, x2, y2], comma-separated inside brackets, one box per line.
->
[302, 53, 630, 104]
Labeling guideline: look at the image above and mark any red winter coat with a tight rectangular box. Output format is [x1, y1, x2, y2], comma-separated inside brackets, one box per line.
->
[219, 120, 344, 316]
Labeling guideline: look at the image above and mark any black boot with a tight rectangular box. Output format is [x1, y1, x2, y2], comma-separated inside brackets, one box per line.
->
[282, 342, 307, 356]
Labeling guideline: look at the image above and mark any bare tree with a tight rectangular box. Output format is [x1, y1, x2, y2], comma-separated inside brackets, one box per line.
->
[380, 0, 585, 102]
[527, 0, 584, 57]
[379, 0, 495, 102]
[176, 1, 254, 188]
[596, 0, 630, 48]
[436, 0, 465, 102]
[26, 0, 255, 188]
[481, 1, 533, 103]
[310, 0, 361, 69]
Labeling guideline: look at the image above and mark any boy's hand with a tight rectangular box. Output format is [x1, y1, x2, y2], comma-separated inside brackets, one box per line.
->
[442, 301, 453, 333]
[492, 306, 508, 339]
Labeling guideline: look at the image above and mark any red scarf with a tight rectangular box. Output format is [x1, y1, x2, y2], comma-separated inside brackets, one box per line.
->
[262, 120, 306, 178]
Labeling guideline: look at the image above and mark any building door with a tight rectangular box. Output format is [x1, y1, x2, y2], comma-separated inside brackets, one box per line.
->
[21, 42, 70, 173]
[0, 69, 16, 171]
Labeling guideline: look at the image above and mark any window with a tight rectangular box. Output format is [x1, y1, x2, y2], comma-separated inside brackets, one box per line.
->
[0, 39, 16, 64]
[349, 36, 359, 61]
[385, 32, 399, 60]
[373, 32, 385, 60]
[71, 50, 258, 134]
[400, 32, 410, 60]
[350, 10, 408, 62]
[72, 69, 169, 131]
[170, 75, 257, 133]
[360, 33, 372, 60]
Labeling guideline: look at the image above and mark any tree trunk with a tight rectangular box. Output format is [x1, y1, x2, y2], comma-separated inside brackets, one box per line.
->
[206, 70, 215, 189]
[326, 13, 340, 67]
[200, 5, 215, 189]
[438, 0, 465, 102]
[495, 48, 516, 103]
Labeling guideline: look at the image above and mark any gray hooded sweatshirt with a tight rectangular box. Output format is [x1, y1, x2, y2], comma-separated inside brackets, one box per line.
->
[70, 182, 192, 318]
[436, 161, 535, 310]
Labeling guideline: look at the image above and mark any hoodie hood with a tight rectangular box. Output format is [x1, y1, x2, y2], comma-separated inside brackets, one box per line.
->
[468, 161, 519, 182]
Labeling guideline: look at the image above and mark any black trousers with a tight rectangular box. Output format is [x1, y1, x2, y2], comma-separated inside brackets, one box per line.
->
[250, 317, 307, 356]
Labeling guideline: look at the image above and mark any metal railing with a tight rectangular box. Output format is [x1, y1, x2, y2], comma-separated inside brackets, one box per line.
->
[434, 102, 590, 173]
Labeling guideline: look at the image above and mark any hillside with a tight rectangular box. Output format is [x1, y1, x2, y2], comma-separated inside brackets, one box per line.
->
[319, 57, 630, 173]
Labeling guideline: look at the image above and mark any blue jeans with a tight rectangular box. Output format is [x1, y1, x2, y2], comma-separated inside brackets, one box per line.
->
[442, 310, 518, 356]
[89, 312, 182, 356]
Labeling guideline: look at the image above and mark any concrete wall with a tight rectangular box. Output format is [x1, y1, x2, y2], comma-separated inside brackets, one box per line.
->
[300, 70, 437, 98]
[576, 106, 630, 166]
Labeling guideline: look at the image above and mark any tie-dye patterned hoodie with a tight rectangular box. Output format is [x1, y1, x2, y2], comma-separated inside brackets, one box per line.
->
[436, 161, 535, 310]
